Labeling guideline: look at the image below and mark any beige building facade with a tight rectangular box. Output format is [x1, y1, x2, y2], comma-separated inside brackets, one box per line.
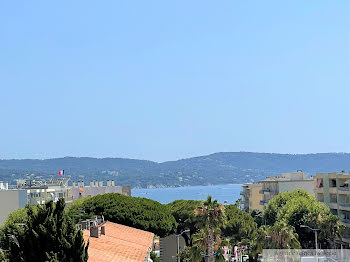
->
[314, 171, 350, 245]
[241, 183, 264, 212]
[242, 171, 314, 211]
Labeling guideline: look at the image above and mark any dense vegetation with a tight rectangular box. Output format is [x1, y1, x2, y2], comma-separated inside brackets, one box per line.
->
[171, 190, 343, 261]
[263, 189, 343, 248]
[66, 193, 177, 237]
[0, 189, 344, 261]
[167, 200, 203, 246]
[0, 199, 88, 262]
[1, 152, 350, 187]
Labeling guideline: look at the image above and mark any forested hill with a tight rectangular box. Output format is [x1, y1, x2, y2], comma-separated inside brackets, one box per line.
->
[0, 152, 349, 188]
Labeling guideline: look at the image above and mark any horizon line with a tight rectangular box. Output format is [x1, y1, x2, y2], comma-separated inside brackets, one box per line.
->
[0, 151, 349, 163]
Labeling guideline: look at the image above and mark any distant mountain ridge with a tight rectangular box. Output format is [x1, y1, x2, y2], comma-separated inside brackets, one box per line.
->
[0, 152, 349, 188]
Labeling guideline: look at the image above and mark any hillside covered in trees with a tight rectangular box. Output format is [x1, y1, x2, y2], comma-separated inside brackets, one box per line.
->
[0, 152, 349, 188]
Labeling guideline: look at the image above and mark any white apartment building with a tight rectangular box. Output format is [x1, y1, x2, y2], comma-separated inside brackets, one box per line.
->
[71, 180, 131, 200]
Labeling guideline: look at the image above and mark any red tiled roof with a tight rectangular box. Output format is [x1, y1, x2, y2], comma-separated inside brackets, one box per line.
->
[83, 221, 154, 262]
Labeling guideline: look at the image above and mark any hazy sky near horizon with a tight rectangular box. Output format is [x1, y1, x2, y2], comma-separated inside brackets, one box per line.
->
[0, 1, 349, 162]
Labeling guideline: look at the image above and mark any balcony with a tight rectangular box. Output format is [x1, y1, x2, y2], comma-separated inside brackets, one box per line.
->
[341, 219, 350, 226]
[240, 191, 245, 196]
[259, 200, 268, 205]
[328, 202, 338, 209]
[339, 203, 350, 211]
[338, 186, 350, 192]
[314, 187, 324, 193]
[259, 189, 277, 195]
[329, 187, 338, 194]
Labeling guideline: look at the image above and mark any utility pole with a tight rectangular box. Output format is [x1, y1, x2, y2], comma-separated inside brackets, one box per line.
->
[176, 230, 190, 262]
[301, 225, 320, 262]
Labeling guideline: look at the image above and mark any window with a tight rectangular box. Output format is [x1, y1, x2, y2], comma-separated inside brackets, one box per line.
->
[330, 179, 337, 187]
[330, 194, 337, 203]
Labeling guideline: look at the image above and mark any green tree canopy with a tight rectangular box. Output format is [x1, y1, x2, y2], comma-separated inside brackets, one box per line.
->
[67, 193, 177, 237]
[0, 199, 88, 262]
[263, 189, 343, 248]
[167, 200, 202, 245]
[222, 204, 258, 243]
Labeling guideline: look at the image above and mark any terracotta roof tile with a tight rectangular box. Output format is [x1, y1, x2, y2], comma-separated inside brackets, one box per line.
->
[84, 221, 154, 262]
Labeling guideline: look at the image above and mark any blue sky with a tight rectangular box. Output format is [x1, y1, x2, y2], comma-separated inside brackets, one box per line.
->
[0, 1, 349, 162]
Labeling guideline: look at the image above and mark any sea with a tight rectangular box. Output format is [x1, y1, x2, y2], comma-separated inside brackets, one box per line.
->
[131, 184, 242, 205]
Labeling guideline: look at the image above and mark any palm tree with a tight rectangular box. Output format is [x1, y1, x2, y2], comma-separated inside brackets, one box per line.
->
[269, 221, 301, 249]
[255, 222, 300, 250]
[195, 196, 225, 262]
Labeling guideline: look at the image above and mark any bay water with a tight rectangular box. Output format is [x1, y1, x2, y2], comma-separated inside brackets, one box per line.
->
[131, 184, 242, 205]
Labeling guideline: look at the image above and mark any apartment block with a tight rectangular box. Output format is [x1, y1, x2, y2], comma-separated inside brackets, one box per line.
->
[71, 180, 131, 200]
[259, 171, 314, 208]
[241, 171, 314, 211]
[0, 182, 27, 225]
[241, 183, 264, 212]
[314, 171, 350, 245]
[0, 178, 72, 225]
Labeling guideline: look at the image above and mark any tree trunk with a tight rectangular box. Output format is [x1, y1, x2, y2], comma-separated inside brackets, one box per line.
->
[208, 225, 214, 262]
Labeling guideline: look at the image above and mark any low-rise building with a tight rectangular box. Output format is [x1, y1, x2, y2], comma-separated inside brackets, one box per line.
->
[82, 220, 155, 262]
[71, 180, 131, 200]
[314, 171, 350, 246]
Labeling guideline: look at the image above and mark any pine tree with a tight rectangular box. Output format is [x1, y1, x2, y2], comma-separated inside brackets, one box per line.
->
[0, 199, 88, 262]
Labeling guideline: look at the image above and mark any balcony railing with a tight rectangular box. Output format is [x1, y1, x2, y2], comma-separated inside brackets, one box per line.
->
[339, 187, 350, 191]
[259, 200, 268, 205]
[339, 203, 350, 207]
[259, 189, 278, 194]
[342, 219, 350, 224]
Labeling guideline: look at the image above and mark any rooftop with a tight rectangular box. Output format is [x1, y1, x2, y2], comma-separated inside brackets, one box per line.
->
[83, 221, 154, 262]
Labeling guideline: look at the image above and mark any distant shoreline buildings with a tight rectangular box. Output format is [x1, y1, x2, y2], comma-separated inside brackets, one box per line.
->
[0, 178, 131, 225]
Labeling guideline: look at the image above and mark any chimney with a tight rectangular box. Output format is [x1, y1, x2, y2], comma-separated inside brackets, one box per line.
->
[106, 180, 110, 187]
[99, 181, 103, 187]
[72, 181, 76, 188]
[90, 181, 94, 187]
[111, 180, 115, 187]
[90, 226, 99, 238]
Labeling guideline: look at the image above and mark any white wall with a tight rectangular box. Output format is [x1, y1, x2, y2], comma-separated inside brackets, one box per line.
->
[71, 186, 131, 200]
[0, 190, 27, 225]
[278, 180, 314, 195]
